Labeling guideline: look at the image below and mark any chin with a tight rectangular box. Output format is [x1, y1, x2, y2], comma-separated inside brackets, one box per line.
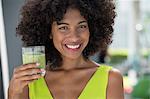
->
[62, 54, 83, 60]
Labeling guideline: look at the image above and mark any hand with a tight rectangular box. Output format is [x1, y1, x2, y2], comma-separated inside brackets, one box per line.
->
[8, 63, 45, 98]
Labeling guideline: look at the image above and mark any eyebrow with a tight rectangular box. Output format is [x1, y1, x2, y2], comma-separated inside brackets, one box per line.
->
[57, 20, 87, 25]
[78, 21, 87, 24]
[57, 22, 69, 25]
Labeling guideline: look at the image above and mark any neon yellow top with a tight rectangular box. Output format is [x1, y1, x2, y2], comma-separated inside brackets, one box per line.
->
[28, 65, 112, 99]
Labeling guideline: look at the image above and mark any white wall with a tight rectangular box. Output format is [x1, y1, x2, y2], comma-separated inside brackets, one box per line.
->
[0, 0, 9, 98]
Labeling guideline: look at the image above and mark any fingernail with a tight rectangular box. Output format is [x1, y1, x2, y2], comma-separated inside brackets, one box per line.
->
[40, 68, 44, 72]
[36, 62, 40, 66]
[40, 69, 46, 76]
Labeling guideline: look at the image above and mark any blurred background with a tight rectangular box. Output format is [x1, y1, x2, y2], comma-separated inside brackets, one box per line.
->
[0, 0, 150, 99]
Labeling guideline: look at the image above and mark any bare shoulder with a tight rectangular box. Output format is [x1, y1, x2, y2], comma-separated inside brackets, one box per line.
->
[107, 68, 124, 99]
[109, 68, 123, 83]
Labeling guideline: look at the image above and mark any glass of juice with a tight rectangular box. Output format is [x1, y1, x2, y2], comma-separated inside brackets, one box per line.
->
[22, 46, 46, 69]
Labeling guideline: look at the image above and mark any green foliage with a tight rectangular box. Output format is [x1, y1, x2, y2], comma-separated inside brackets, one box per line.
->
[131, 75, 150, 99]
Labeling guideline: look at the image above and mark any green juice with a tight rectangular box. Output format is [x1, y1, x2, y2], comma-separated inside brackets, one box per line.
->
[22, 52, 46, 69]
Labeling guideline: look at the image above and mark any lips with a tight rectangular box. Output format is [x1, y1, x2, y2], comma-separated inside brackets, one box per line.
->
[65, 44, 81, 50]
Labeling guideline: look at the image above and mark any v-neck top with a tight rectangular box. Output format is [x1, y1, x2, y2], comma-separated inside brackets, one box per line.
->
[28, 65, 112, 99]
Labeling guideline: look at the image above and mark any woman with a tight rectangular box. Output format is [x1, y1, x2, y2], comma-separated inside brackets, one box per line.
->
[8, 0, 124, 99]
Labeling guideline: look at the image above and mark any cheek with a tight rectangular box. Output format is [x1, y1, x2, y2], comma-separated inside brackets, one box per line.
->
[84, 31, 90, 42]
[52, 33, 64, 49]
[52, 35, 60, 46]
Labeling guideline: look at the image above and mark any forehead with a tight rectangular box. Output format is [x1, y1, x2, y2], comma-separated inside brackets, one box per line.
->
[61, 8, 87, 22]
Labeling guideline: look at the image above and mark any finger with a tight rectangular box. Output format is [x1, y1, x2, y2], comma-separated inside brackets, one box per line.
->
[19, 80, 34, 89]
[14, 63, 40, 73]
[13, 68, 42, 79]
[21, 80, 31, 87]
[21, 79, 37, 87]
[20, 62, 40, 70]
[19, 74, 42, 81]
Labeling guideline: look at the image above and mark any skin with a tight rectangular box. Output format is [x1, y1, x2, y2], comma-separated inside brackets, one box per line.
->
[8, 8, 124, 99]
[8, 63, 43, 99]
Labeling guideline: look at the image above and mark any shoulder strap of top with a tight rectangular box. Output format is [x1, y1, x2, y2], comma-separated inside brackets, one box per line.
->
[28, 77, 53, 99]
[78, 65, 112, 99]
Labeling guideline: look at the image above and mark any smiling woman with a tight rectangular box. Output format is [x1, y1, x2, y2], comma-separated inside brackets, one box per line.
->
[8, 0, 124, 99]
[51, 8, 90, 61]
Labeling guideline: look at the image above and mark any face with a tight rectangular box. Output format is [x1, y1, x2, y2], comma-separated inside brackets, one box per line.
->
[51, 8, 90, 60]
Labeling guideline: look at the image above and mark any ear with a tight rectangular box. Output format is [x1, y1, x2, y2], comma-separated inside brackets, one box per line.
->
[49, 34, 53, 39]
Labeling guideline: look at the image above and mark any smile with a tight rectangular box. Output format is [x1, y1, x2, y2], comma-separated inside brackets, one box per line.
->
[65, 44, 81, 49]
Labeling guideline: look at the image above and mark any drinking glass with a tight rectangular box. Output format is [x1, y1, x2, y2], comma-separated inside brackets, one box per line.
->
[22, 46, 46, 69]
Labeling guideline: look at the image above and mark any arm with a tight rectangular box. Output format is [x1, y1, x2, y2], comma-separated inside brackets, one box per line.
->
[106, 69, 124, 99]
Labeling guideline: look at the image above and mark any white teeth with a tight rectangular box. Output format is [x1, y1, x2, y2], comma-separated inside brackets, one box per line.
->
[66, 44, 80, 49]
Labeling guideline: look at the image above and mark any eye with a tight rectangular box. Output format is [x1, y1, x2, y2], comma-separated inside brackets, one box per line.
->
[77, 24, 88, 32]
[58, 26, 69, 30]
[79, 25, 87, 29]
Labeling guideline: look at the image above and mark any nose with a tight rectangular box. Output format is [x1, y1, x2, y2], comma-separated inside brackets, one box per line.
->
[69, 30, 80, 42]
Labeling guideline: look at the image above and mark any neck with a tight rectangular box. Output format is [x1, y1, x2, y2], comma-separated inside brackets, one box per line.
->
[60, 55, 88, 71]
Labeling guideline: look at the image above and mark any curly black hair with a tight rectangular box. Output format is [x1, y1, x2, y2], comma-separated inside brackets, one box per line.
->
[16, 0, 116, 70]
